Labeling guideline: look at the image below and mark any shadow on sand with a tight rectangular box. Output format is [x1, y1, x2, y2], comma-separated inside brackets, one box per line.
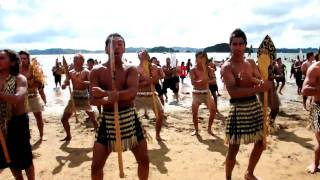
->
[148, 141, 171, 174]
[52, 141, 92, 175]
[196, 134, 228, 157]
[277, 128, 314, 150]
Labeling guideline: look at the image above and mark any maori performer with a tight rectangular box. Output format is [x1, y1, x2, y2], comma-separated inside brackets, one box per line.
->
[90, 33, 149, 180]
[189, 51, 216, 136]
[60, 54, 98, 141]
[19, 50, 47, 141]
[135, 49, 165, 141]
[0, 49, 35, 180]
[221, 29, 271, 180]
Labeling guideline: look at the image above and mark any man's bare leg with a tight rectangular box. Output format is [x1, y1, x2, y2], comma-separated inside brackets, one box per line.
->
[131, 139, 149, 180]
[245, 140, 264, 180]
[25, 163, 35, 180]
[206, 98, 216, 135]
[60, 111, 72, 141]
[86, 110, 98, 129]
[10, 168, 23, 180]
[225, 144, 240, 180]
[191, 100, 200, 136]
[279, 82, 285, 95]
[306, 132, 320, 174]
[155, 109, 164, 141]
[91, 143, 112, 180]
[33, 112, 45, 141]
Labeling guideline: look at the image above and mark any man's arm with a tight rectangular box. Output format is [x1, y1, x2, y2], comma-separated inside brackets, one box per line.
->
[118, 67, 138, 102]
[89, 68, 110, 106]
[190, 69, 207, 86]
[38, 86, 47, 104]
[222, 65, 268, 98]
[0, 75, 27, 104]
[302, 65, 320, 96]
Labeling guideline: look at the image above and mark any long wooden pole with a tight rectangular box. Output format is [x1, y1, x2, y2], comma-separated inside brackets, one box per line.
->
[62, 56, 79, 123]
[0, 129, 10, 163]
[109, 37, 125, 178]
[145, 57, 160, 120]
[258, 54, 270, 150]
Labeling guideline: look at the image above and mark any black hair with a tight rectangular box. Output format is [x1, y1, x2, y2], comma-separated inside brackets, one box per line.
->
[87, 58, 95, 63]
[150, 57, 157, 61]
[18, 50, 30, 64]
[105, 33, 125, 48]
[2, 49, 20, 76]
[195, 50, 207, 58]
[306, 52, 314, 59]
[229, 28, 247, 45]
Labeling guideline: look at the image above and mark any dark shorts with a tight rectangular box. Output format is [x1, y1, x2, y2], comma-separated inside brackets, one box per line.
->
[155, 83, 163, 96]
[0, 114, 33, 170]
[162, 78, 178, 93]
[275, 76, 285, 83]
[209, 84, 218, 94]
[95, 107, 144, 152]
[54, 75, 61, 83]
[296, 72, 303, 88]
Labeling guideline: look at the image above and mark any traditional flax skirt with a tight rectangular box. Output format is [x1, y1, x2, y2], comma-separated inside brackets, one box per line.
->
[0, 114, 33, 170]
[27, 93, 44, 113]
[134, 92, 163, 113]
[64, 90, 92, 113]
[192, 89, 211, 105]
[225, 96, 264, 145]
[95, 107, 144, 152]
[309, 102, 320, 132]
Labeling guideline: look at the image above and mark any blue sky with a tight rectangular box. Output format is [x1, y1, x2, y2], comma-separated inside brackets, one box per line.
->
[0, 0, 319, 50]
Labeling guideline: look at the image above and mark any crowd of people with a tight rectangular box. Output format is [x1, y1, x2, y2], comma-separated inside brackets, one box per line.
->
[0, 29, 319, 180]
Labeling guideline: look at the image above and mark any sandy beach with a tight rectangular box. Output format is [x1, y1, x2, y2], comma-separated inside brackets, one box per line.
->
[0, 77, 319, 180]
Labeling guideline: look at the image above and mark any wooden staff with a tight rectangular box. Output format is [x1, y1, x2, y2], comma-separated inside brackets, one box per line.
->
[144, 55, 159, 121]
[0, 129, 10, 163]
[62, 56, 79, 123]
[258, 53, 271, 150]
[109, 37, 125, 178]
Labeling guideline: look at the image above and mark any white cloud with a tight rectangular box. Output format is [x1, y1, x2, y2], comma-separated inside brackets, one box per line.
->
[0, 0, 319, 50]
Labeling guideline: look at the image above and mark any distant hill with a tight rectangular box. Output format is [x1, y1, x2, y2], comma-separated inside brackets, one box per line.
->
[28, 45, 319, 55]
[204, 43, 319, 53]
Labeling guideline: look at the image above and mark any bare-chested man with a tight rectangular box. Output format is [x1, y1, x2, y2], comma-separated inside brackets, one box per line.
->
[19, 50, 47, 141]
[221, 29, 271, 180]
[151, 57, 165, 106]
[162, 58, 179, 102]
[0, 49, 35, 180]
[301, 52, 315, 110]
[90, 33, 149, 180]
[135, 50, 165, 140]
[60, 54, 98, 141]
[190, 51, 216, 136]
[274, 57, 286, 95]
[302, 61, 320, 174]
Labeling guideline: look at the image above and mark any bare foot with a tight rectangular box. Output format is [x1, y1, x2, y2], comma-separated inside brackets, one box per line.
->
[306, 163, 319, 174]
[190, 130, 199, 136]
[244, 173, 260, 180]
[279, 91, 283, 95]
[156, 136, 165, 141]
[60, 136, 71, 141]
[40, 136, 48, 142]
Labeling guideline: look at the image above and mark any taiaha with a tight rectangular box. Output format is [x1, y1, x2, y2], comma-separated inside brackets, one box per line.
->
[62, 56, 79, 123]
[144, 54, 160, 122]
[0, 129, 10, 163]
[109, 37, 125, 178]
[257, 35, 276, 149]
